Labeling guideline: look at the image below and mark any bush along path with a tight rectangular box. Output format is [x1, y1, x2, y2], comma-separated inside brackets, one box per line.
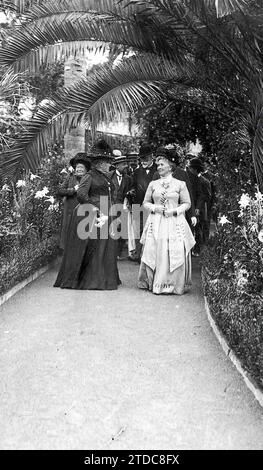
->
[0, 259, 263, 450]
[0, 144, 67, 297]
[201, 187, 263, 393]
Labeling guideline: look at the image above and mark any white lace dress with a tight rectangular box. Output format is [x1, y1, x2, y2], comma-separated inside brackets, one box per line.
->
[138, 174, 195, 295]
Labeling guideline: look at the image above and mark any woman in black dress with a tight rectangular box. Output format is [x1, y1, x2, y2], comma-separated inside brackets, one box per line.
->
[54, 140, 120, 290]
[58, 153, 90, 250]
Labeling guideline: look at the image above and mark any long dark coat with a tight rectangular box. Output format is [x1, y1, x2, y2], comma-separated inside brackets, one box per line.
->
[54, 168, 120, 290]
[58, 173, 80, 250]
[186, 168, 202, 209]
[110, 171, 132, 204]
[197, 174, 212, 220]
[131, 164, 157, 205]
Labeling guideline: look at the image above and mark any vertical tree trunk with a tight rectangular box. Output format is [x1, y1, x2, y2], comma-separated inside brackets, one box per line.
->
[64, 57, 86, 159]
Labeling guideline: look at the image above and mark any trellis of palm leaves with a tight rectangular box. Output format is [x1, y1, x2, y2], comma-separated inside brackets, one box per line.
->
[0, 0, 262, 187]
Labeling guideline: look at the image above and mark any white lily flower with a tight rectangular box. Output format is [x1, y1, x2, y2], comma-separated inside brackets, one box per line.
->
[60, 168, 68, 175]
[255, 191, 263, 203]
[68, 166, 74, 173]
[35, 190, 45, 199]
[2, 184, 11, 191]
[238, 193, 251, 209]
[35, 187, 49, 199]
[16, 179, 26, 188]
[30, 173, 40, 181]
[42, 186, 49, 195]
[46, 196, 55, 204]
[48, 202, 59, 211]
[218, 215, 231, 225]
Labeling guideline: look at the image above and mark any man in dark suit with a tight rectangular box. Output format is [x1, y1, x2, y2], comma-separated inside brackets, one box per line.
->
[128, 144, 157, 261]
[111, 153, 132, 204]
[152, 147, 197, 230]
[111, 153, 132, 259]
[131, 145, 157, 205]
[186, 157, 212, 255]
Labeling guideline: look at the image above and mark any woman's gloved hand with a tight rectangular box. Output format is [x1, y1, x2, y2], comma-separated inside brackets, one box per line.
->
[94, 213, 108, 228]
[164, 208, 177, 218]
[153, 204, 164, 214]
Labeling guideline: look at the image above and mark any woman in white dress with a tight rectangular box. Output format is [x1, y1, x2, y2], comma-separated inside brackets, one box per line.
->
[138, 148, 196, 295]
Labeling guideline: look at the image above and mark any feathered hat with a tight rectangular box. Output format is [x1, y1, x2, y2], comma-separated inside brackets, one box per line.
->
[88, 139, 113, 161]
[69, 152, 91, 170]
[156, 147, 179, 165]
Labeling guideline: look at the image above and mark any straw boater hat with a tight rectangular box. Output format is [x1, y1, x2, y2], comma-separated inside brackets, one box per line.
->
[113, 150, 127, 166]
[69, 152, 91, 170]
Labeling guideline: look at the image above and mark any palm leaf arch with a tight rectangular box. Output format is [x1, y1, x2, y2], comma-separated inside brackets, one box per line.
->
[0, 1, 251, 66]
[0, 0, 263, 185]
[0, 54, 196, 177]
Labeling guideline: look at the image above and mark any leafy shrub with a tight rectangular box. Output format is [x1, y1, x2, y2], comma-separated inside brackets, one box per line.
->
[0, 144, 68, 295]
[0, 236, 59, 296]
[201, 187, 263, 390]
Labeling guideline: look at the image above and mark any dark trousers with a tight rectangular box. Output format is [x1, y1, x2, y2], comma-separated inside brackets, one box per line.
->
[133, 207, 148, 260]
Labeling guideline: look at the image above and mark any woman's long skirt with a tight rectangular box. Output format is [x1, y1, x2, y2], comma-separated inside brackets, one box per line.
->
[138, 250, 192, 295]
[54, 207, 120, 290]
[138, 215, 192, 295]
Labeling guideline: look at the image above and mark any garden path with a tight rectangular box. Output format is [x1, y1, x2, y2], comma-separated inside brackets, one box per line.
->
[0, 259, 262, 450]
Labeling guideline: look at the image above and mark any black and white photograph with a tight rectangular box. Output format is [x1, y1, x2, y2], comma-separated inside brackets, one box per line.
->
[0, 0, 263, 456]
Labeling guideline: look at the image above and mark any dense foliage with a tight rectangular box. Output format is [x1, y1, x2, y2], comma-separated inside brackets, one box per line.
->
[0, 144, 66, 296]
[0, 0, 263, 188]
[201, 134, 263, 390]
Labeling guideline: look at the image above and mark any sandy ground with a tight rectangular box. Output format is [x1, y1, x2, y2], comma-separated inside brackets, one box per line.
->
[0, 259, 262, 450]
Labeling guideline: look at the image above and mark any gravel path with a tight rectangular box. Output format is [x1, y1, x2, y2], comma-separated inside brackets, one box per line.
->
[0, 259, 262, 449]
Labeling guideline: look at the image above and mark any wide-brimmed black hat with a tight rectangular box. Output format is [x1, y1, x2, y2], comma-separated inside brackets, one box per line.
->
[87, 139, 113, 161]
[189, 157, 204, 172]
[70, 152, 91, 170]
[156, 147, 179, 165]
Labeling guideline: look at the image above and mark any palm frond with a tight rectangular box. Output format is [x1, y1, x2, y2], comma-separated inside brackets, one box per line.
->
[123, 0, 248, 17]
[19, 0, 142, 22]
[0, 0, 42, 14]
[0, 55, 193, 178]
[214, 0, 248, 17]
[0, 0, 195, 70]
[0, 18, 169, 70]
[13, 41, 111, 74]
[0, 68, 23, 100]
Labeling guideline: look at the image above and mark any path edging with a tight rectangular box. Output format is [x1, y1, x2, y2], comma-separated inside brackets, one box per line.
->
[204, 296, 263, 409]
[0, 261, 56, 308]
